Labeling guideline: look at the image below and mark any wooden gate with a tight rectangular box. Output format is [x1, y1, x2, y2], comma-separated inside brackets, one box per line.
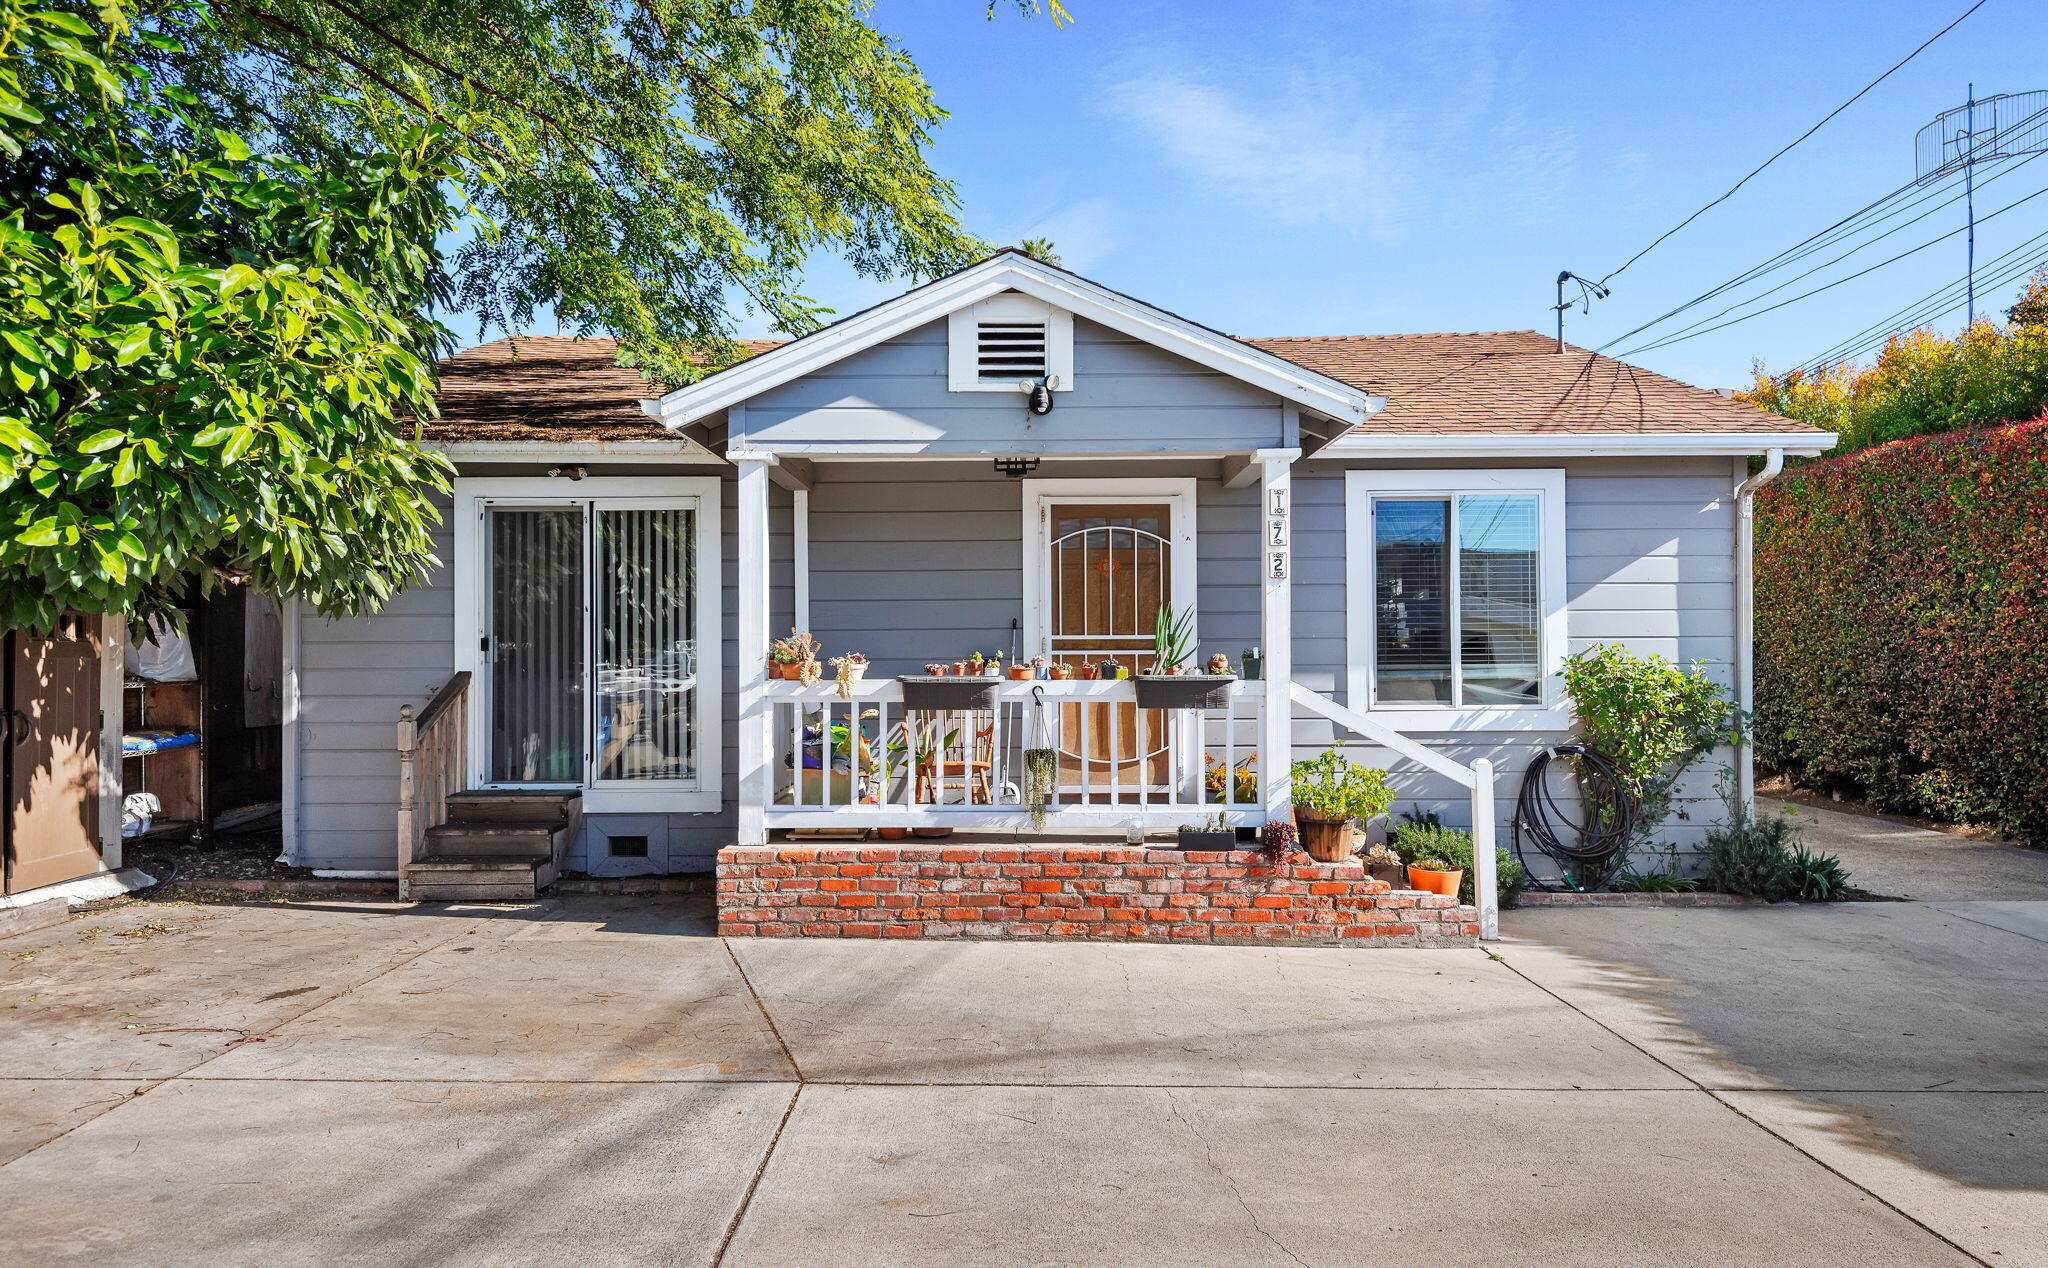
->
[5, 617, 106, 894]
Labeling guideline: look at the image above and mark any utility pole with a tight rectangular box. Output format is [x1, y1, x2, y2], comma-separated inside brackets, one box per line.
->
[1965, 84, 1977, 325]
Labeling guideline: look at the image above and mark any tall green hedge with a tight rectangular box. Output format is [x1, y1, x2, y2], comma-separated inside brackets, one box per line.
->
[1754, 416, 2048, 845]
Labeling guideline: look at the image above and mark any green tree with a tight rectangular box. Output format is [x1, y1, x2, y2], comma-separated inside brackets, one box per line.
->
[3, 0, 1063, 630]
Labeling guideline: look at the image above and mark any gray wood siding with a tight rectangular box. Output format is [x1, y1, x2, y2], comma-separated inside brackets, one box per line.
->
[738, 317, 1288, 455]
[292, 455, 1741, 875]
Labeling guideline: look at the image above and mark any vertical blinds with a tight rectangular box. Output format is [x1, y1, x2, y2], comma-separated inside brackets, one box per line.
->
[597, 507, 697, 782]
[487, 503, 698, 787]
[489, 508, 584, 782]
[1372, 493, 1542, 707]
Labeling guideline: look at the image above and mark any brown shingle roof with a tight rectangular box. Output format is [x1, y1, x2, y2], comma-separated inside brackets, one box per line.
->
[1244, 330, 1805, 435]
[428, 328, 1813, 442]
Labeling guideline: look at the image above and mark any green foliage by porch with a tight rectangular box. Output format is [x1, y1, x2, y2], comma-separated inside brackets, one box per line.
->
[1738, 271, 2048, 456]
[3, 0, 1054, 630]
[1561, 644, 1741, 843]
[1753, 416, 2048, 846]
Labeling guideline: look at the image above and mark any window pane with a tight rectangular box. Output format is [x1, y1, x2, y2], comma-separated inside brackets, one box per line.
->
[489, 508, 585, 782]
[597, 507, 697, 782]
[1374, 499, 1451, 704]
[1458, 494, 1541, 704]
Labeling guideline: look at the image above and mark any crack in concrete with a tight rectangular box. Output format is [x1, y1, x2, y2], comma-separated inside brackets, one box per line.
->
[1163, 1089, 1312, 1268]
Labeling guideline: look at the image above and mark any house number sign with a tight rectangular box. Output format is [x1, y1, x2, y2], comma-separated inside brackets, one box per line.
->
[1269, 551, 1288, 579]
[1266, 483, 1290, 578]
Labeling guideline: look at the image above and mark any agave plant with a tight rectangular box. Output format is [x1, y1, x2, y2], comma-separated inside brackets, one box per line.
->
[1150, 605, 1197, 672]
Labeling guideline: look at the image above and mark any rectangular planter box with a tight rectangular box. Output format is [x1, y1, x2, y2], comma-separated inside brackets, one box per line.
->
[1175, 829, 1237, 850]
[899, 675, 999, 712]
[1134, 674, 1235, 710]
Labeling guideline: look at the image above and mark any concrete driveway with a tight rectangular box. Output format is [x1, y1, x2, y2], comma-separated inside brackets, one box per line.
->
[2, 799, 2043, 1266]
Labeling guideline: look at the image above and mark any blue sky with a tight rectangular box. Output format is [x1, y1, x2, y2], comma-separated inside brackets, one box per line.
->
[468, 0, 2048, 392]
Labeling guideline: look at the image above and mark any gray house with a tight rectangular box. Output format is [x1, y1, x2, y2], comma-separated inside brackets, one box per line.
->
[282, 251, 1831, 938]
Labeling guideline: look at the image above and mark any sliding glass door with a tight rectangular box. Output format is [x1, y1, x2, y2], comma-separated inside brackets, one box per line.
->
[480, 495, 708, 801]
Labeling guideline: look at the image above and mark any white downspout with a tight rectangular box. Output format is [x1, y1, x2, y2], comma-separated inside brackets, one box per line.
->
[1733, 448, 1785, 816]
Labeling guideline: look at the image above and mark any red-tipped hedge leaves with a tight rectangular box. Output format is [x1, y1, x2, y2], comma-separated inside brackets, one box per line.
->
[1754, 416, 2048, 845]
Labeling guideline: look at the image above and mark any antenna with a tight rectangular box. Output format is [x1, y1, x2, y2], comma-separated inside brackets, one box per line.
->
[1915, 88, 2048, 326]
[1553, 271, 1611, 353]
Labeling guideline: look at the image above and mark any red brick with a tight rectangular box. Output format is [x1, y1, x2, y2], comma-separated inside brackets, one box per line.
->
[837, 893, 881, 908]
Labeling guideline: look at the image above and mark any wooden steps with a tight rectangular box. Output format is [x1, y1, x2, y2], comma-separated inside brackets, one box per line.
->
[403, 791, 582, 902]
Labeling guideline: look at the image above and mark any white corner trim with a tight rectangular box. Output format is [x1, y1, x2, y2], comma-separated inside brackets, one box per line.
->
[451, 475, 724, 813]
[652, 254, 1378, 429]
[1344, 468, 1569, 731]
[1319, 431, 1834, 459]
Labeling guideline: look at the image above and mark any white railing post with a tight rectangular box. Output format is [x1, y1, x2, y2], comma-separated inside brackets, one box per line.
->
[737, 455, 774, 846]
[395, 704, 418, 899]
[1471, 756, 1498, 940]
[1258, 450, 1297, 826]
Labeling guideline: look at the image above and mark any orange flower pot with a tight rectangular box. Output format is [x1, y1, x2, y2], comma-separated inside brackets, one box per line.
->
[1406, 865, 1463, 897]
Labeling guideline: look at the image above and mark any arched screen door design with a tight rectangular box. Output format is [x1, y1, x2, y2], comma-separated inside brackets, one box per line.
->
[1028, 486, 1195, 801]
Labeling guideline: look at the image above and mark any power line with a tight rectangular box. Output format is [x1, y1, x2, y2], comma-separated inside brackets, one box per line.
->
[1793, 228, 2048, 370]
[1596, 99, 2048, 355]
[1592, 0, 1994, 289]
[1616, 176, 2048, 356]
[1614, 145, 2048, 354]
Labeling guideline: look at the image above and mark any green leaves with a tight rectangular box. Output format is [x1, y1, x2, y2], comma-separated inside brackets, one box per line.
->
[1562, 644, 1741, 845]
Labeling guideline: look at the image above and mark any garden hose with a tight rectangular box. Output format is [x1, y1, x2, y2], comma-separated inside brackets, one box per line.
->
[1513, 741, 1637, 892]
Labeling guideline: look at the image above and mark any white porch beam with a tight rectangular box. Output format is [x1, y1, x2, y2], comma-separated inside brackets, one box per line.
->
[1259, 452, 1295, 825]
[768, 455, 814, 492]
[736, 456, 774, 846]
[1220, 455, 1258, 489]
[792, 487, 810, 635]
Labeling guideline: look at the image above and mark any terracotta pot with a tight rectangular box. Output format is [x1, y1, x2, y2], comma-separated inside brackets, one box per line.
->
[877, 827, 909, 841]
[926, 665, 949, 677]
[1007, 665, 1033, 681]
[1295, 811, 1356, 863]
[912, 826, 953, 839]
[1406, 865, 1463, 897]
[952, 662, 970, 677]
[770, 661, 796, 679]
[1077, 666, 1099, 680]
[1049, 667, 1072, 680]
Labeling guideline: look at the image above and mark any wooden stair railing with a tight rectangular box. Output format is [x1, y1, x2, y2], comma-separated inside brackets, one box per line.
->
[395, 672, 471, 899]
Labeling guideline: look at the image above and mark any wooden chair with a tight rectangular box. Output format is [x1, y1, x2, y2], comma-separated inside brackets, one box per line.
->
[913, 713, 996, 805]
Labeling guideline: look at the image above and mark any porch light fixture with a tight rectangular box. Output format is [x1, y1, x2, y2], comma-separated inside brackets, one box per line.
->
[546, 464, 588, 481]
[995, 457, 1041, 479]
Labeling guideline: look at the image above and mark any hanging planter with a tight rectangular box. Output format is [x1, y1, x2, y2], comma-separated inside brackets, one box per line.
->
[899, 676, 997, 712]
[1023, 686, 1059, 831]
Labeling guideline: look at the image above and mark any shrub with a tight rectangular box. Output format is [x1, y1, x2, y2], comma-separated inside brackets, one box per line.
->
[1389, 822, 1525, 906]
[1701, 812, 1849, 901]
[1562, 644, 1741, 843]
[1754, 416, 2048, 846]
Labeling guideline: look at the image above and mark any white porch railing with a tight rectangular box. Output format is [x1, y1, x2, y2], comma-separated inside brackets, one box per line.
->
[762, 678, 1266, 831]
[395, 671, 471, 899]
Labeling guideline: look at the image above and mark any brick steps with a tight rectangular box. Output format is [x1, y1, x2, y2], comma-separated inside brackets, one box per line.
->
[717, 844, 1479, 947]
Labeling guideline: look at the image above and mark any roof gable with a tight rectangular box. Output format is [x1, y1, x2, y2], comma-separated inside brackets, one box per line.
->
[643, 249, 1382, 433]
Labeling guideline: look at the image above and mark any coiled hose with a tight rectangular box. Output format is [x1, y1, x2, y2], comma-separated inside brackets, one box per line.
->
[1513, 741, 1636, 892]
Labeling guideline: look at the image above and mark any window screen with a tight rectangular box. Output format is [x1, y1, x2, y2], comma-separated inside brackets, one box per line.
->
[1372, 492, 1544, 707]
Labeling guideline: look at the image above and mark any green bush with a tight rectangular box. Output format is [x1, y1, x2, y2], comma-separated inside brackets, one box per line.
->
[1389, 822, 1525, 906]
[1702, 812, 1849, 901]
[1562, 644, 1741, 843]
[1754, 417, 2048, 846]
[1289, 750, 1393, 822]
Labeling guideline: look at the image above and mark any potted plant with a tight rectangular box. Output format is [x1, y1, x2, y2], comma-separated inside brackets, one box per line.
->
[1075, 663, 1097, 680]
[1240, 646, 1263, 681]
[770, 630, 822, 684]
[1098, 659, 1124, 680]
[923, 661, 948, 678]
[1008, 656, 1035, 681]
[1049, 661, 1074, 680]
[1177, 814, 1236, 851]
[1406, 856, 1463, 897]
[829, 652, 868, 699]
[951, 658, 969, 677]
[1135, 607, 1235, 709]
[1363, 842, 1405, 886]
[1289, 749, 1394, 863]
[1023, 745, 1058, 830]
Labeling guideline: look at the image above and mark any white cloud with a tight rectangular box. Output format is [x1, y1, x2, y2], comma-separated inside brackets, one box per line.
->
[1008, 196, 1124, 272]
[1105, 74, 1408, 229]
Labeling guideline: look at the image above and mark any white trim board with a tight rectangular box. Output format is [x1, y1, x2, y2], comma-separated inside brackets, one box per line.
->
[436, 439, 725, 465]
[649, 251, 1383, 432]
[1344, 468, 1569, 733]
[1320, 431, 1834, 458]
[451, 475, 723, 814]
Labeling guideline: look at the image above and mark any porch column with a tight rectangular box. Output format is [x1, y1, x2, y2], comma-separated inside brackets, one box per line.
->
[1257, 449, 1299, 825]
[736, 455, 774, 846]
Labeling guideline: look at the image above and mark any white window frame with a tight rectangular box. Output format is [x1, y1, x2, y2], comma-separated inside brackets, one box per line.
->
[1020, 477, 1197, 661]
[948, 291, 1075, 393]
[452, 475, 722, 813]
[1344, 468, 1567, 732]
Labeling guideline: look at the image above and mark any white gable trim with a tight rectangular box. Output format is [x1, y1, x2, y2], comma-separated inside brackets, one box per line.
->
[644, 252, 1380, 431]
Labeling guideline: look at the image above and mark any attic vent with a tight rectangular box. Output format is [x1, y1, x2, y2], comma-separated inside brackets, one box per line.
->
[948, 292, 1073, 394]
[977, 321, 1049, 382]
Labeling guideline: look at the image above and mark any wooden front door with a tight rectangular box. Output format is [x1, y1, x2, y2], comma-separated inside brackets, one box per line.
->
[1044, 502, 1176, 797]
[5, 617, 106, 894]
